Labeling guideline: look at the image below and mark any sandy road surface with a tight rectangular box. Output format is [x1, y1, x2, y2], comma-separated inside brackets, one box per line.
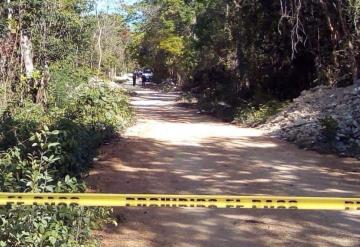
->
[88, 86, 360, 247]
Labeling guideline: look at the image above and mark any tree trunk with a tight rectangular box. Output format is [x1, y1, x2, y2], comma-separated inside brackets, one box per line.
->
[347, 40, 360, 85]
[97, 18, 102, 71]
[176, 71, 182, 85]
[20, 32, 34, 78]
[36, 65, 50, 104]
[319, 0, 339, 66]
[7, 0, 12, 22]
[335, 0, 360, 85]
[355, 55, 360, 86]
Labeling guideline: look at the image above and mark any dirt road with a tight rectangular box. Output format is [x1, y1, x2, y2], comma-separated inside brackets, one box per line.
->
[88, 86, 360, 247]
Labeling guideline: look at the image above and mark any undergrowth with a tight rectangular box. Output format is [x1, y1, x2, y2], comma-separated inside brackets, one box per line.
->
[179, 90, 287, 125]
[234, 100, 288, 126]
[0, 82, 134, 246]
[49, 58, 96, 108]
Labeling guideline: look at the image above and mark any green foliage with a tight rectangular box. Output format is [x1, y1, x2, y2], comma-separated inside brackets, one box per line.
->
[49, 58, 95, 107]
[235, 101, 288, 126]
[0, 0, 97, 107]
[15, 0, 95, 64]
[0, 101, 50, 150]
[0, 205, 110, 247]
[0, 84, 133, 246]
[159, 35, 184, 58]
[130, 0, 360, 110]
[65, 84, 134, 134]
[0, 129, 112, 246]
[129, 0, 194, 82]
[94, 14, 130, 75]
[320, 116, 339, 143]
[0, 11, 133, 247]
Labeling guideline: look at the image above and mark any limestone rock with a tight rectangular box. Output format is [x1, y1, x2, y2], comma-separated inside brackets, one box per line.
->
[260, 85, 360, 157]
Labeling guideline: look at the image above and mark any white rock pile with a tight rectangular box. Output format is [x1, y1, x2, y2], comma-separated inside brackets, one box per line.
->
[261, 85, 360, 158]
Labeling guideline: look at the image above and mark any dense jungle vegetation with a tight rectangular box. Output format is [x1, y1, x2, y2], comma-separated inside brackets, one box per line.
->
[0, 0, 133, 246]
[129, 0, 360, 121]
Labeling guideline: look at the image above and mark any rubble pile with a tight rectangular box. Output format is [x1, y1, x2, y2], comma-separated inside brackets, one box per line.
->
[261, 85, 360, 158]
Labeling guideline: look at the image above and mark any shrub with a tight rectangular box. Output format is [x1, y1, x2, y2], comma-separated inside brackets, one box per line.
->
[56, 84, 134, 176]
[65, 84, 134, 137]
[319, 116, 338, 143]
[49, 58, 95, 107]
[0, 83, 133, 246]
[0, 101, 50, 150]
[0, 133, 112, 246]
[235, 100, 288, 126]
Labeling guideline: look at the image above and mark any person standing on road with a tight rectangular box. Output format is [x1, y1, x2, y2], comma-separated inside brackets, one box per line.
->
[142, 74, 145, 87]
[133, 71, 137, 86]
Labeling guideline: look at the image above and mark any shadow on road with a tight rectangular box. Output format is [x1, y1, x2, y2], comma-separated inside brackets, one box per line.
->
[88, 88, 360, 247]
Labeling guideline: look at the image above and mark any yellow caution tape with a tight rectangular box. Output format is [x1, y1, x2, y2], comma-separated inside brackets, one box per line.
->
[1, 193, 360, 211]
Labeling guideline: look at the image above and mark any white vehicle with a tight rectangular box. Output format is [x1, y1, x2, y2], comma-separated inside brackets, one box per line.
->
[142, 68, 153, 83]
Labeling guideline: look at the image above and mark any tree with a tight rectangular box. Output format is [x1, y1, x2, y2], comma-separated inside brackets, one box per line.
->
[0, 0, 96, 104]
[128, 0, 194, 83]
[129, 0, 360, 105]
[92, 13, 130, 77]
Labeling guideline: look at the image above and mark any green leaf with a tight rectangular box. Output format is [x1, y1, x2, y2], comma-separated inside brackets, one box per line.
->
[49, 236, 57, 246]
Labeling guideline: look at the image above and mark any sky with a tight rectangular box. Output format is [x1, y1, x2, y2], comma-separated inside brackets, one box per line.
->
[95, 0, 141, 28]
[96, 0, 138, 13]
